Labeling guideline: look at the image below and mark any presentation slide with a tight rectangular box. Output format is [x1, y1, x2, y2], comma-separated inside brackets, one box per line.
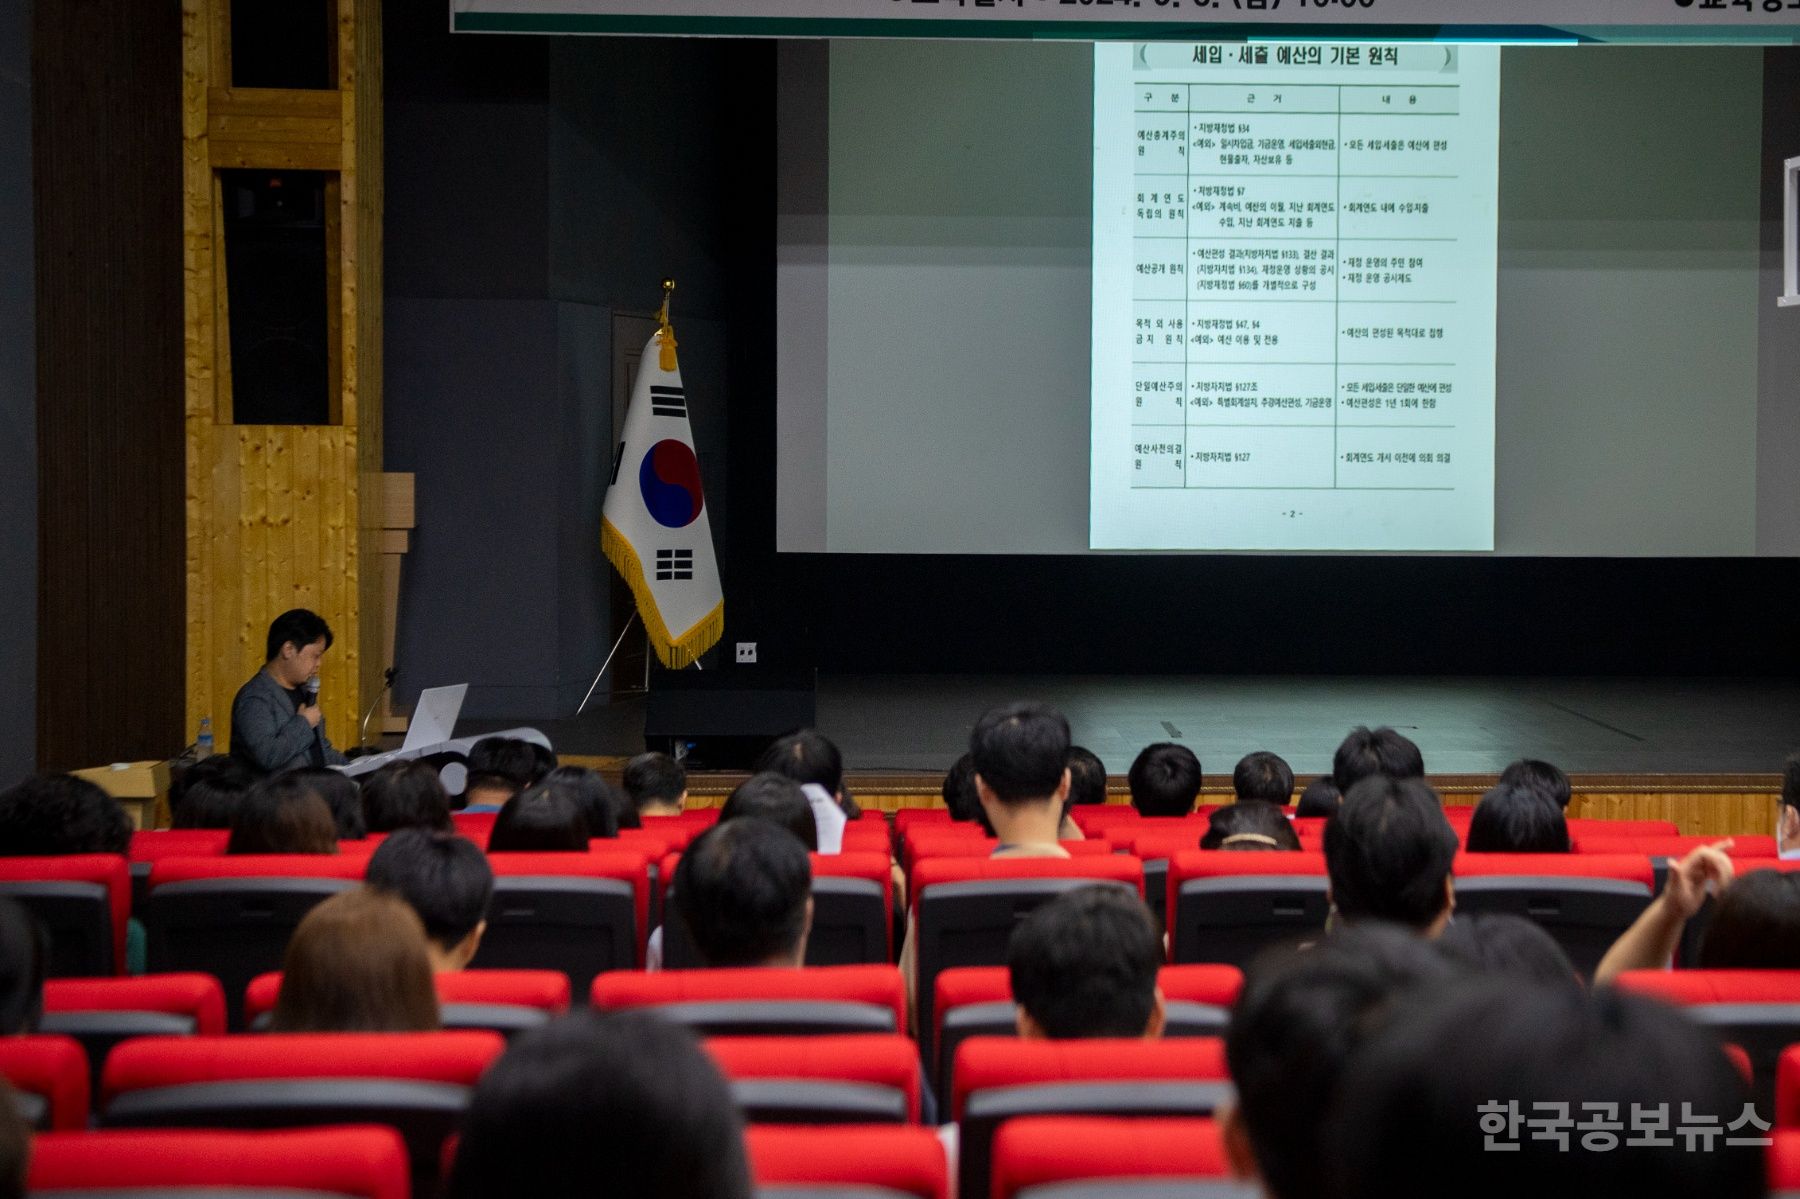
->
[1092, 43, 1501, 551]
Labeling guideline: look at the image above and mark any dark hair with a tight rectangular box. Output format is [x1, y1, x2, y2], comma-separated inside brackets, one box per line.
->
[227, 775, 340, 855]
[1233, 752, 1295, 806]
[1330, 980, 1761, 1199]
[754, 729, 844, 795]
[0, 1077, 24, 1199]
[623, 752, 687, 808]
[488, 785, 591, 853]
[942, 753, 984, 823]
[1784, 752, 1800, 817]
[1200, 801, 1302, 852]
[264, 608, 333, 663]
[1008, 887, 1161, 1038]
[719, 773, 818, 851]
[270, 888, 439, 1033]
[1434, 913, 1578, 989]
[169, 756, 255, 830]
[1225, 923, 1461, 1199]
[365, 829, 494, 951]
[1464, 782, 1569, 854]
[1498, 758, 1572, 809]
[672, 820, 812, 968]
[1295, 777, 1341, 819]
[0, 774, 132, 856]
[449, 1011, 752, 1199]
[465, 738, 543, 798]
[971, 703, 1071, 805]
[541, 766, 623, 839]
[360, 761, 452, 834]
[0, 898, 47, 1035]
[1324, 775, 1457, 929]
[1331, 726, 1424, 793]
[1697, 869, 1800, 969]
[528, 742, 558, 784]
[290, 767, 366, 840]
[1126, 742, 1202, 817]
[1065, 746, 1108, 807]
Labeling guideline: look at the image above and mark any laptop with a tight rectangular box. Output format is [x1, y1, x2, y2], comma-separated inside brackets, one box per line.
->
[403, 683, 468, 751]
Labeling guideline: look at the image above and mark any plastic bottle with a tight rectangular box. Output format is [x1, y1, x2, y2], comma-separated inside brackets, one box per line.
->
[196, 716, 214, 759]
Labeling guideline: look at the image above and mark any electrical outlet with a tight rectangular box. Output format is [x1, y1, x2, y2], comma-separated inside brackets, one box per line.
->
[736, 641, 758, 664]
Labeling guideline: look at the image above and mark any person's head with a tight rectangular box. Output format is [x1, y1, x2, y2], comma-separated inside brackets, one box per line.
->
[448, 1011, 752, 1199]
[263, 608, 333, 688]
[1064, 746, 1108, 807]
[1127, 742, 1203, 818]
[1330, 979, 1761, 1199]
[528, 742, 558, 784]
[365, 829, 494, 972]
[290, 767, 365, 840]
[1222, 922, 1462, 1199]
[0, 774, 132, 857]
[269, 887, 439, 1033]
[0, 1078, 25, 1199]
[1780, 752, 1800, 852]
[1464, 782, 1569, 854]
[169, 755, 255, 829]
[1200, 801, 1302, 852]
[1697, 868, 1800, 969]
[671, 819, 813, 968]
[463, 738, 542, 806]
[1232, 752, 1294, 806]
[719, 772, 818, 851]
[1295, 777, 1341, 819]
[227, 774, 340, 855]
[360, 761, 452, 834]
[1498, 758, 1572, 810]
[0, 898, 47, 1035]
[1330, 726, 1424, 793]
[541, 766, 624, 840]
[971, 703, 1072, 834]
[754, 729, 844, 797]
[941, 752, 988, 830]
[623, 752, 687, 816]
[1433, 912, 1578, 988]
[1008, 887, 1164, 1040]
[488, 785, 591, 853]
[1324, 775, 1457, 933]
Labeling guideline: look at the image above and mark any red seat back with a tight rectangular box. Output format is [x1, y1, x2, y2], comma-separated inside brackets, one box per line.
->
[0, 1035, 89, 1129]
[449, 811, 497, 847]
[0, 855, 132, 975]
[1615, 970, 1800, 1008]
[1165, 850, 1328, 950]
[595, 964, 906, 1032]
[1771, 1128, 1800, 1184]
[950, 1036, 1229, 1121]
[101, 1031, 505, 1104]
[485, 850, 651, 959]
[1451, 852, 1654, 888]
[129, 830, 231, 863]
[245, 969, 573, 1026]
[747, 1125, 947, 1199]
[1780, 1046, 1800, 1127]
[912, 855, 1145, 910]
[992, 1116, 1229, 1199]
[707, 1034, 922, 1123]
[27, 1126, 410, 1199]
[43, 974, 228, 1035]
[147, 854, 368, 888]
[1575, 835, 1777, 859]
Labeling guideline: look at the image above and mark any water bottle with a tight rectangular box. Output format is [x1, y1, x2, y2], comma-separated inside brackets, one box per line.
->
[196, 716, 214, 759]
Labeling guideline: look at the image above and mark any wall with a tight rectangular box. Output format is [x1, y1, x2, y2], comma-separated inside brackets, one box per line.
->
[0, 0, 31, 779]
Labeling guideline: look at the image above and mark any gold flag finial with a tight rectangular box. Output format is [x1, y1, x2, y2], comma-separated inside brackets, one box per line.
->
[657, 279, 679, 371]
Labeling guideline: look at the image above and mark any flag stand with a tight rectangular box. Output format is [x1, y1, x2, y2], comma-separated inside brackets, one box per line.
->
[575, 611, 641, 716]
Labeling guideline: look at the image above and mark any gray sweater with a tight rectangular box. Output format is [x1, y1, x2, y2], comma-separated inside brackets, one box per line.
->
[229, 669, 347, 772]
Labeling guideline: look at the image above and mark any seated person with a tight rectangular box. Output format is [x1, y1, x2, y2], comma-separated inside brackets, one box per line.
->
[541, 765, 626, 838]
[1330, 978, 1761, 1199]
[488, 785, 590, 853]
[169, 755, 255, 829]
[1008, 887, 1164, 1039]
[1330, 725, 1424, 793]
[942, 752, 991, 832]
[670, 819, 812, 969]
[230, 608, 347, 772]
[1498, 757, 1572, 810]
[360, 760, 453, 834]
[0, 898, 46, 1035]
[461, 738, 543, 811]
[1463, 780, 1569, 854]
[226, 774, 339, 855]
[448, 1011, 752, 1199]
[623, 751, 687, 818]
[1596, 848, 1800, 978]
[0, 773, 131, 856]
[1065, 746, 1109, 807]
[974, 702, 1076, 859]
[365, 828, 493, 972]
[719, 772, 818, 850]
[1127, 742, 1203, 817]
[755, 729, 860, 837]
[1295, 776, 1341, 818]
[1323, 775, 1458, 935]
[269, 887, 440, 1032]
[1434, 912, 1578, 989]
[290, 766, 366, 841]
[1232, 751, 1294, 806]
[1200, 801, 1302, 851]
[1779, 752, 1800, 859]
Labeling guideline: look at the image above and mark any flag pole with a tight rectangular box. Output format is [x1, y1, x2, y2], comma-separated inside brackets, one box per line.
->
[575, 610, 641, 716]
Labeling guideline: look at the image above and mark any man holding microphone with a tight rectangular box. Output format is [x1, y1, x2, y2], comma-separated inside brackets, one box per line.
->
[231, 608, 349, 772]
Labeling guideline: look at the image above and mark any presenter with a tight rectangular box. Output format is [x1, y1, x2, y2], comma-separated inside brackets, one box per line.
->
[231, 608, 349, 773]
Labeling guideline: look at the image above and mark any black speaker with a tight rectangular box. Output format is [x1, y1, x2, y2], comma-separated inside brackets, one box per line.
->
[221, 169, 331, 426]
[643, 669, 817, 769]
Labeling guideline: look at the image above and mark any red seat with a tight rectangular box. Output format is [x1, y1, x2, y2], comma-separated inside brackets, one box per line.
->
[475, 851, 650, 986]
[839, 825, 893, 855]
[1451, 853, 1655, 977]
[42, 974, 229, 1092]
[748, 1125, 948, 1199]
[0, 1035, 89, 1130]
[1771, 1128, 1800, 1187]
[707, 1034, 922, 1124]
[992, 1116, 1231, 1199]
[0, 855, 132, 976]
[1166, 850, 1330, 967]
[893, 809, 956, 832]
[611, 828, 674, 858]
[244, 969, 572, 1032]
[27, 1126, 410, 1199]
[659, 851, 895, 968]
[1619, 973, 1800, 1110]
[129, 830, 231, 863]
[449, 811, 497, 846]
[1575, 835, 1777, 859]
[595, 964, 905, 1035]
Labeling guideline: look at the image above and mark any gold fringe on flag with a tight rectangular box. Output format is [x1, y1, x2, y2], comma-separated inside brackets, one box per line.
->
[601, 515, 724, 669]
[657, 278, 679, 372]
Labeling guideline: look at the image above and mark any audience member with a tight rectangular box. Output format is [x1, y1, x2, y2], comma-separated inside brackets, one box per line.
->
[541, 765, 625, 839]
[0, 773, 131, 856]
[0, 898, 46, 1035]
[290, 766, 366, 840]
[462, 738, 544, 810]
[1200, 801, 1302, 851]
[1330, 726, 1424, 793]
[1463, 780, 1570, 854]
[448, 1011, 752, 1199]
[1127, 742, 1202, 817]
[488, 785, 590, 853]
[623, 751, 687, 817]
[1433, 912, 1578, 989]
[1780, 752, 1800, 858]
[230, 608, 347, 772]
[755, 728, 860, 820]
[1329, 979, 1761, 1199]
[1696, 868, 1800, 969]
[226, 774, 339, 855]
[718, 772, 818, 851]
[169, 755, 255, 829]
[1498, 757, 1572, 810]
[973, 703, 1074, 858]
[1295, 776, 1341, 818]
[1008, 887, 1164, 1039]
[1323, 775, 1457, 934]
[1594, 841, 1735, 982]
[365, 829, 492, 972]
[360, 760, 452, 834]
[0, 1079, 24, 1199]
[941, 752, 991, 833]
[1065, 746, 1109, 806]
[1232, 751, 1295, 806]
[671, 819, 812, 968]
[528, 742, 558, 783]
[269, 887, 440, 1032]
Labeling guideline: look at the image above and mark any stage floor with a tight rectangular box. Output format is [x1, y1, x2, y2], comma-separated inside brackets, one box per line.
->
[465, 674, 1800, 777]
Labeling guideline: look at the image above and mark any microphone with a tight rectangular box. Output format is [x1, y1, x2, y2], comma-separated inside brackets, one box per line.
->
[360, 667, 397, 749]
